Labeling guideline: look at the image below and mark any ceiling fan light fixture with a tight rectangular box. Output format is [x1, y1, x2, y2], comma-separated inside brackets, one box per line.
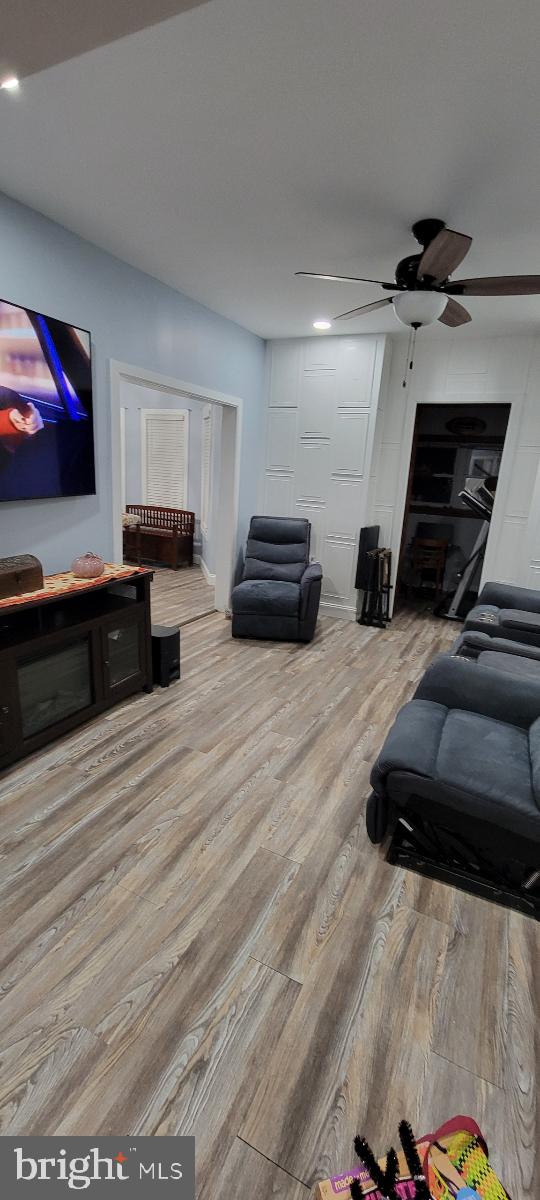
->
[392, 292, 447, 327]
[298, 218, 540, 332]
[313, 319, 332, 330]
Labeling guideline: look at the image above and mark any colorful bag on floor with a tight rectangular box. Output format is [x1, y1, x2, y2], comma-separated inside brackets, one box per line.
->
[422, 1116, 511, 1200]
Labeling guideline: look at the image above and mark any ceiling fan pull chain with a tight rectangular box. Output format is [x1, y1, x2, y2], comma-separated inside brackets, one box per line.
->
[402, 326, 416, 388]
[402, 328, 411, 387]
[410, 326, 417, 373]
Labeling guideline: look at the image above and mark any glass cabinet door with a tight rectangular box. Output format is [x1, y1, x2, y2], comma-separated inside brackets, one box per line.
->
[17, 637, 93, 739]
[0, 656, 17, 757]
[0, 698, 14, 755]
[104, 619, 143, 691]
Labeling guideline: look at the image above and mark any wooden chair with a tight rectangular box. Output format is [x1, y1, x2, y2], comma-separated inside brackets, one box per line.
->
[411, 537, 449, 597]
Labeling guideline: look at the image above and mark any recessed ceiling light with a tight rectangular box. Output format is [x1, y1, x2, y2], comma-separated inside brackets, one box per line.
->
[313, 319, 331, 330]
[1, 76, 20, 91]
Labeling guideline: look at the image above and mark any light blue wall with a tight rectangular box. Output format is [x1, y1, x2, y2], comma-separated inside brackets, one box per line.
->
[0, 192, 266, 573]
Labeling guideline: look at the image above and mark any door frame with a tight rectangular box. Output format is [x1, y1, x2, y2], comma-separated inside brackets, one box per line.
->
[389, 390, 522, 613]
[110, 359, 243, 612]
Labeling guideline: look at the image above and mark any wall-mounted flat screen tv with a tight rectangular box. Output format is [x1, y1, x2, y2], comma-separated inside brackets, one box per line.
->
[0, 297, 95, 502]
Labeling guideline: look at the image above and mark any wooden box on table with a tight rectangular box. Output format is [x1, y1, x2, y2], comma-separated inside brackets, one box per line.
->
[0, 554, 44, 600]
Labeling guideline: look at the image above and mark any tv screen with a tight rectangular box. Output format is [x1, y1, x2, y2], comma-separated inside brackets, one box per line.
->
[0, 297, 95, 502]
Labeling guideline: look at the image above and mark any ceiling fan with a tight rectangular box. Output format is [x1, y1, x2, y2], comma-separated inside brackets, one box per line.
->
[296, 218, 540, 328]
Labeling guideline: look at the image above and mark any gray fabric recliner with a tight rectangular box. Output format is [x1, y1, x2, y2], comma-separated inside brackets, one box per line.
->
[463, 580, 540, 646]
[367, 654, 540, 916]
[231, 516, 322, 642]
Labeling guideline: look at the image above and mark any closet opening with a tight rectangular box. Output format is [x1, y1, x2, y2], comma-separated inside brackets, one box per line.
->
[394, 402, 511, 619]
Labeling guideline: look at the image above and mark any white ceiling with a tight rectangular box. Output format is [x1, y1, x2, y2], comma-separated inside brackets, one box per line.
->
[2, 0, 540, 339]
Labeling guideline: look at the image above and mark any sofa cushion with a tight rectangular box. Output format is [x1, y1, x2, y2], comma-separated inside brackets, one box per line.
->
[243, 557, 306, 583]
[248, 516, 309, 546]
[528, 717, 540, 803]
[478, 650, 540, 678]
[245, 538, 308, 565]
[479, 581, 540, 612]
[241, 516, 310, 584]
[232, 579, 300, 616]
[436, 709, 533, 815]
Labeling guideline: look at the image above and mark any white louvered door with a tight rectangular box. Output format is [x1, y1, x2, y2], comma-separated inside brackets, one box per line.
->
[140, 409, 189, 507]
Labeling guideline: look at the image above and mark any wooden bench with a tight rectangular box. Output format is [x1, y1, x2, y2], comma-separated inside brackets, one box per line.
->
[123, 504, 195, 570]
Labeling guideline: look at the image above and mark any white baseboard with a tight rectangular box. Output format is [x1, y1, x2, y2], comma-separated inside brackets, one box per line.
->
[193, 553, 216, 586]
[320, 600, 357, 622]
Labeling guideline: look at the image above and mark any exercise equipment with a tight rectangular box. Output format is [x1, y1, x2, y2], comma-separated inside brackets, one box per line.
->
[438, 477, 495, 620]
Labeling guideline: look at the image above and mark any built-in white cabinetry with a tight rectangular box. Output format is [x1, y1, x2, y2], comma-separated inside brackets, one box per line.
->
[262, 335, 388, 618]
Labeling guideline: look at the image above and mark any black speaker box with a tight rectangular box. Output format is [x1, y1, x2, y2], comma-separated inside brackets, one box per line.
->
[151, 624, 180, 687]
[355, 525, 380, 589]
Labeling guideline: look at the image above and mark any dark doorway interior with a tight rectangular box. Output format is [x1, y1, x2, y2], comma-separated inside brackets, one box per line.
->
[395, 402, 511, 618]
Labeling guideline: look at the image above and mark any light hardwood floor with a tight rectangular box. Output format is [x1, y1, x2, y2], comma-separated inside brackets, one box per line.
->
[0, 589, 538, 1198]
[133, 563, 216, 626]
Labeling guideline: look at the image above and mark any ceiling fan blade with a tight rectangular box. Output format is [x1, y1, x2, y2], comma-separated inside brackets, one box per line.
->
[295, 271, 396, 287]
[446, 275, 540, 296]
[438, 297, 472, 327]
[417, 229, 472, 284]
[334, 297, 394, 320]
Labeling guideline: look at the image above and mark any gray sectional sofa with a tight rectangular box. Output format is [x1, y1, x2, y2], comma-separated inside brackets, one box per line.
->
[367, 582, 540, 917]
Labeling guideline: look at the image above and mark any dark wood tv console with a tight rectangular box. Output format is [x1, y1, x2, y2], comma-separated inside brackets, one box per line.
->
[0, 565, 153, 771]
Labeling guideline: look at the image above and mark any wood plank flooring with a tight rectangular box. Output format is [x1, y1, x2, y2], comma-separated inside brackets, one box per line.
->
[0, 589, 538, 1198]
[137, 563, 215, 626]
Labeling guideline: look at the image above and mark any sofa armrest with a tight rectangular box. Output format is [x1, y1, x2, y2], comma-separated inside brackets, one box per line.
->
[484, 637, 540, 661]
[456, 631, 540, 661]
[478, 580, 540, 613]
[300, 562, 322, 619]
[452, 630, 496, 658]
[370, 698, 447, 796]
[499, 608, 540, 634]
[415, 652, 540, 729]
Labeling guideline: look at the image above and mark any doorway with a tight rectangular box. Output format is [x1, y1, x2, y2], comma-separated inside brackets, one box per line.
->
[395, 402, 511, 617]
[109, 360, 242, 621]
